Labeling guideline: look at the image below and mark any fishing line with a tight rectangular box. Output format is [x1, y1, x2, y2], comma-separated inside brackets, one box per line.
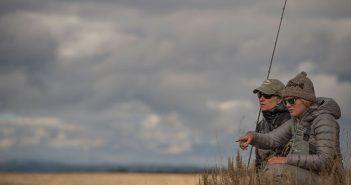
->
[246, 0, 288, 169]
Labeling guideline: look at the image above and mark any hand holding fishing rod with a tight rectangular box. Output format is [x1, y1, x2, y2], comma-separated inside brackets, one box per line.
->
[235, 132, 253, 150]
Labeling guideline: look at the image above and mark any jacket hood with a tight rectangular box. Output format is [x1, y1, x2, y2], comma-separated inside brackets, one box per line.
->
[305, 97, 341, 121]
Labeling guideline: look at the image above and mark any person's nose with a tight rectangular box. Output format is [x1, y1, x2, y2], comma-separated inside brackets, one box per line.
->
[259, 96, 265, 102]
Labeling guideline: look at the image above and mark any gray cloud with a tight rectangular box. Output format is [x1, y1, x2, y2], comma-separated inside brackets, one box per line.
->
[0, 0, 350, 166]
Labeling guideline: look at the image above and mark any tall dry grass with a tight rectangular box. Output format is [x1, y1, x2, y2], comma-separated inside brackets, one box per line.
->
[199, 151, 351, 185]
[199, 151, 257, 185]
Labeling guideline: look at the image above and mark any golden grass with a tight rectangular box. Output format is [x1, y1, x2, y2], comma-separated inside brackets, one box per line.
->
[198, 152, 351, 185]
[0, 172, 200, 185]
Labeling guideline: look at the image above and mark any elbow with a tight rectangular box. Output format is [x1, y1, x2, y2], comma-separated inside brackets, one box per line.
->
[319, 154, 337, 170]
[310, 153, 335, 172]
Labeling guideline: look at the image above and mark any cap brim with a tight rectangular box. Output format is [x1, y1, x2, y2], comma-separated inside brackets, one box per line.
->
[253, 86, 276, 95]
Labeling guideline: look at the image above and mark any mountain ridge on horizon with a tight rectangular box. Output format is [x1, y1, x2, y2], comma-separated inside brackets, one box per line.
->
[0, 160, 209, 173]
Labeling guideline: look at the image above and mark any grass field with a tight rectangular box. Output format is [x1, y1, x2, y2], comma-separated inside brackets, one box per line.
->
[0, 172, 200, 185]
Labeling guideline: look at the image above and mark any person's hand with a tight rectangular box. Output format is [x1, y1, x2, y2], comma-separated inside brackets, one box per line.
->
[267, 156, 288, 165]
[236, 132, 253, 150]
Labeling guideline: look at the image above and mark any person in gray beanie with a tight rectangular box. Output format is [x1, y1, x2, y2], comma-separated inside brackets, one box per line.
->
[237, 72, 345, 185]
[252, 79, 291, 171]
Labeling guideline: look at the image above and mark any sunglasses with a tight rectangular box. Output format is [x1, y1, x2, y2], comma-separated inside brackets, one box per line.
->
[257, 92, 274, 99]
[283, 97, 297, 105]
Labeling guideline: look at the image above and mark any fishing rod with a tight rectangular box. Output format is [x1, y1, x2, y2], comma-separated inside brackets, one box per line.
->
[246, 0, 288, 169]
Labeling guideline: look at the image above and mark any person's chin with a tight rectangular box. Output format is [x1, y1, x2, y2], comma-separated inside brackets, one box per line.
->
[289, 111, 297, 117]
[260, 106, 269, 111]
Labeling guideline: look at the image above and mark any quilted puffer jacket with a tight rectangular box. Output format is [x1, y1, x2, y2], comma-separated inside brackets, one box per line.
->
[251, 97, 344, 183]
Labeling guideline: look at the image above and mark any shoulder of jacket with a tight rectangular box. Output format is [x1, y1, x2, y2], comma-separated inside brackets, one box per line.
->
[258, 119, 267, 126]
[278, 112, 291, 122]
[311, 114, 339, 129]
[256, 119, 267, 131]
[312, 113, 336, 123]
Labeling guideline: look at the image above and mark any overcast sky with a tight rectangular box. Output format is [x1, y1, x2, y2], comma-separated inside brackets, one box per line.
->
[0, 0, 350, 167]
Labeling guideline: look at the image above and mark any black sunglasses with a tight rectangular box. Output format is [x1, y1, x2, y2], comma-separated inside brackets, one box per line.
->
[283, 97, 297, 105]
[257, 92, 274, 99]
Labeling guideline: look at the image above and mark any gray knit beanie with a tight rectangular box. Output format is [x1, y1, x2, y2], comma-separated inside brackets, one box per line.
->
[282, 71, 316, 102]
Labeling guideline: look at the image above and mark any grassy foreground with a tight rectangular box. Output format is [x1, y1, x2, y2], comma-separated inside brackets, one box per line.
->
[0, 172, 200, 185]
[199, 152, 351, 185]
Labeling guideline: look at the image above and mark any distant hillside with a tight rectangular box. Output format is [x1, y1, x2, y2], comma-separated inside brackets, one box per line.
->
[0, 160, 207, 173]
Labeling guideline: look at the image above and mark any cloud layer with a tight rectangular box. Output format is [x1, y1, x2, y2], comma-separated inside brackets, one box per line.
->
[0, 0, 350, 166]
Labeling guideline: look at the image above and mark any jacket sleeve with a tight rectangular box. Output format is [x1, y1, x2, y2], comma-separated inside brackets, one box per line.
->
[287, 115, 340, 171]
[251, 119, 292, 149]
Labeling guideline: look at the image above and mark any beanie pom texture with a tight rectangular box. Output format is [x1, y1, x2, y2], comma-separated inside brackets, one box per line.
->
[282, 71, 316, 102]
